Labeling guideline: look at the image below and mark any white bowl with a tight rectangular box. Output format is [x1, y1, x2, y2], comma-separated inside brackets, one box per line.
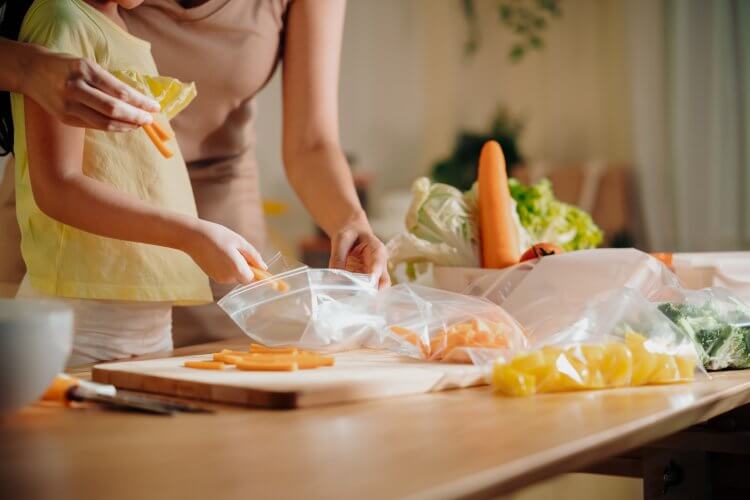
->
[0, 299, 74, 414]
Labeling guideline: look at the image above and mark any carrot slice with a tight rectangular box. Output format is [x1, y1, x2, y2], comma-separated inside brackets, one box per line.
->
[221, 351, 334, 369]
[235, 359, 298, 372]
[478, 140, 519, 268]
[184, 360, 225, 370]
[143, 124, 173, 158]
[249, 343, 298, 354]
[151, 121, 172, 141]
[250, 266, 289, 292]
[389, 326, 430, 358]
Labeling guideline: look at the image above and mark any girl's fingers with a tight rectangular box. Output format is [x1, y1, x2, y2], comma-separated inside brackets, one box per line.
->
[68, 79, 153, 126]
[230, 249, 255, 285]
[84, 62, 161, 113]
[65, 103, 139, 132]
[239, 243, 267, 270]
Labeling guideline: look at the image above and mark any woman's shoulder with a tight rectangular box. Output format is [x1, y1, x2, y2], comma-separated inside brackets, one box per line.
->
[21, 0, 106, 59]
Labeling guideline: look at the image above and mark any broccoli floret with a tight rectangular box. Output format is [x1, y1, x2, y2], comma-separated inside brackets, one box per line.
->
[659, 301, 750, 370]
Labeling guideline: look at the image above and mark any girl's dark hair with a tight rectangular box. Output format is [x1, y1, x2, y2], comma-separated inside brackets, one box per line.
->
[0, 1, 34, 156]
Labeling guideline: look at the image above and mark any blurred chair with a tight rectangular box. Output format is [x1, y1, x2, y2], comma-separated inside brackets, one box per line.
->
[513, 162, 644, 249]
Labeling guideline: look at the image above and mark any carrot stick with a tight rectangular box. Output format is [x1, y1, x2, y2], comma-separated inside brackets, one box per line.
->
[389, 326, 430, 359]
[151, 121, 172, 141]
[184, 360, 226, 370]
[235, 359, 298, 372]
[249, 343, 298, 354]
[478, 140, 519, 268]
[250, 266, 289, 292]
[143, 124, 173, 158]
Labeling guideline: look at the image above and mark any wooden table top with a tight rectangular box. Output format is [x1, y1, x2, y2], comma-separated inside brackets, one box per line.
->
[3, 340, 750, 500]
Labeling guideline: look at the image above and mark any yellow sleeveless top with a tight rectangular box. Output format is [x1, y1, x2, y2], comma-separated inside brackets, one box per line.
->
[11, 0, 212, 304]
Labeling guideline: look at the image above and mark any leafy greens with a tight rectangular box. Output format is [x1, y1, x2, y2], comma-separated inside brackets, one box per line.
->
[659, 300, 750, 370]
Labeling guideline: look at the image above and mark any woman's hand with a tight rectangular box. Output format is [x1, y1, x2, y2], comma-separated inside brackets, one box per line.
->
[183, 220, 267, 285]
[330, 223, 391, 289]
[22, 45, 160, 131]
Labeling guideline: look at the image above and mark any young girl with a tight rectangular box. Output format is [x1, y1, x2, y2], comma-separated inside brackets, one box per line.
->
[1, 0, 265, 365]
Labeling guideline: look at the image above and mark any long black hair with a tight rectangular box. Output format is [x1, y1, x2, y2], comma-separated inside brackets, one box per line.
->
[0, 1, 34, 156]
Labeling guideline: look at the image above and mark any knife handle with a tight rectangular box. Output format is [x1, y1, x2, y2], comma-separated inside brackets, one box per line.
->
[41, 374, 78, 403]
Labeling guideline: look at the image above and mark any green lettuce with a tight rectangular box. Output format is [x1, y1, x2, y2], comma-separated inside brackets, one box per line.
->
[508, 178, 603, 251]
[387, 177, 480, 268]
[387, 176, 602, 272]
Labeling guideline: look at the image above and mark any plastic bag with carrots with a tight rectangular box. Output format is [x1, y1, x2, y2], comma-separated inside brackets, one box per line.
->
[491, 288, 704, 397]
[218, 253, 381, 352]
[219, 260, 527, 363]
[371, 284, 528, 363]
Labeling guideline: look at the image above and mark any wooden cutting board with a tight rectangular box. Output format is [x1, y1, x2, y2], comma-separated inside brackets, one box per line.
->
[92, 349, 487, 409]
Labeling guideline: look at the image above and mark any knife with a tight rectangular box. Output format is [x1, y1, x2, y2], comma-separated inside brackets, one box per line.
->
[42, 374, 212, 415]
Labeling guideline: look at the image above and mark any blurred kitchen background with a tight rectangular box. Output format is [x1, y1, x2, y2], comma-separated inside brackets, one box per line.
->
[258, 0, 750, 266]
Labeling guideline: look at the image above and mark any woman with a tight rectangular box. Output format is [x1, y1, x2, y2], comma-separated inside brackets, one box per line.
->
[0, 0, 389, 345]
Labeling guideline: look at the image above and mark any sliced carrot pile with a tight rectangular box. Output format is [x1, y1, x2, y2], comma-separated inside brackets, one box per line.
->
[188, 346, 335, 372]
[390, 319, 510, 362]
[389, 326, 430, 359]
[184, 360, 226, 370]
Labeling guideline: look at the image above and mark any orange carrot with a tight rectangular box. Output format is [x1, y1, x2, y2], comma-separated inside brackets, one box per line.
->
[389, 326, 430, 359]
[249, 343, 298, 354]
[478, 140, 519, 268]
[250, 266, 289, 292]
[184, 360, 226, 370]
[143, 124, 173, 158]
[235, 359, 298, 372]
[151, 121, 172, 141]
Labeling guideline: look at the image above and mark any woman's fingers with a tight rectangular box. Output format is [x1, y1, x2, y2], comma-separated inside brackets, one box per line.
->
[239, 243, 267, 270]
[329, 229, 358, 269]
[330, 229, 391, 288]
[64, 103, 141, 132]
[83, 61, 160, 114]
[353, 238, 390, 289]
[369, 246, 391, 289]
[67, 79, 154, 127]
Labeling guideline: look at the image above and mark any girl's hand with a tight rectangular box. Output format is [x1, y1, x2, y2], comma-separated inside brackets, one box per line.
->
[184, 220, 267, 285]
[22, 46, 160, 131]
[330, 224, 391, 289]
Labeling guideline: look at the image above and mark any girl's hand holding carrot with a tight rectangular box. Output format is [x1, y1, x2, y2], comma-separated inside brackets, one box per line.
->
[181, 220, 266, 285]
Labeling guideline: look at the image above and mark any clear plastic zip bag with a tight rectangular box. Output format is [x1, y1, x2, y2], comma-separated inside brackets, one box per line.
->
[467, 249, 682, 343]
[491, 288, 704, 396]
[217, 254, 379, 351]
[372, 285, 528, 363]
[657, 287, 750, 370]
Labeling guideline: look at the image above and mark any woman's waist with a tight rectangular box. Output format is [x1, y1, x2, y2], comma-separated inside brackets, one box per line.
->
[184, 148, 261, 181]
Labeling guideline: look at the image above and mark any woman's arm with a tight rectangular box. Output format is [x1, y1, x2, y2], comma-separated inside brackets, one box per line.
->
[24, 96, 264, 284]
[1, 38, 158, 131]
[281, 0, 390, 287]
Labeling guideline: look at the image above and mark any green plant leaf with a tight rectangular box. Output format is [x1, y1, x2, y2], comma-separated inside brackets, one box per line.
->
[510, 44, 525, 61]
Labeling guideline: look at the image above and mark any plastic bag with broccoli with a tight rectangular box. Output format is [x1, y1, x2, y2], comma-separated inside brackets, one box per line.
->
[658, 288, 750, 370]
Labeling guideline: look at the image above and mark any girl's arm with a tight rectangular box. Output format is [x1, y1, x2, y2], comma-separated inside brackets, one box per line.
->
[24, 96, 264, 284]
[1, 37, 158, 130]
[281, 0, 390, 288]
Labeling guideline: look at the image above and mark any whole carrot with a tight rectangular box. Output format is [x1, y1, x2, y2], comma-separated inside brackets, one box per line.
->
[478, 140, 520, 268]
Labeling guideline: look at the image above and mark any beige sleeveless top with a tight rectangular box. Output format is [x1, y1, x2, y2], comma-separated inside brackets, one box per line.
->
[122, 0, 290, 249]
